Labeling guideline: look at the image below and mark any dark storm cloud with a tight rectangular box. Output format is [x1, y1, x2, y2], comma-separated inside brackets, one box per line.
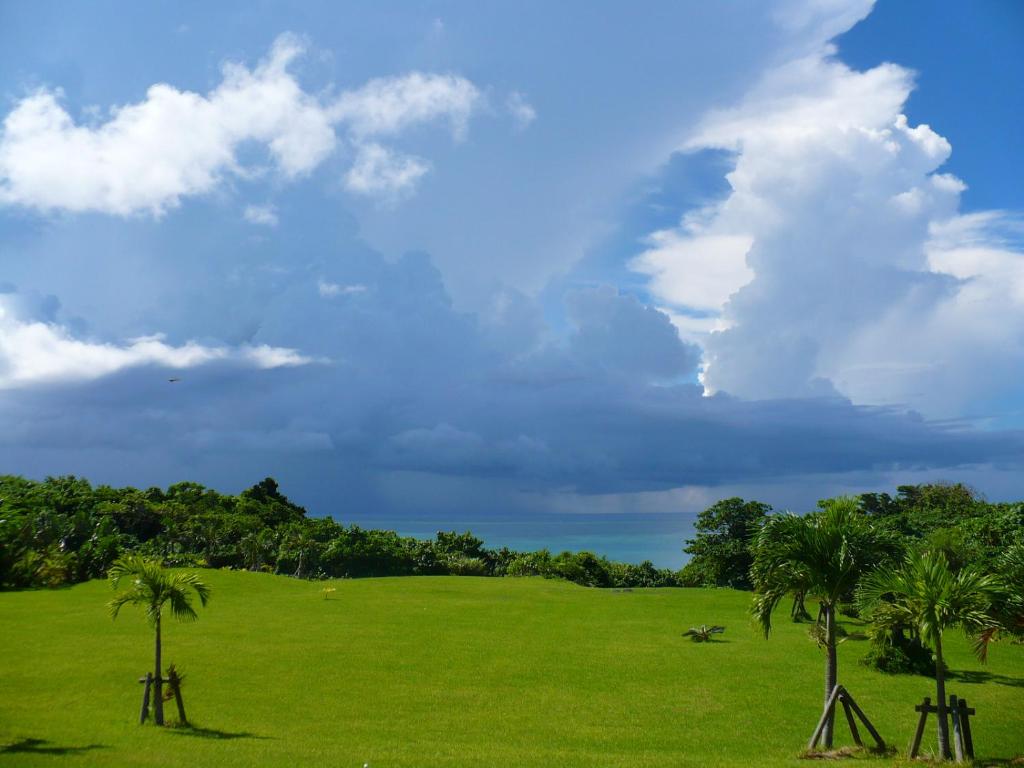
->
[3, 234, 1022, 515]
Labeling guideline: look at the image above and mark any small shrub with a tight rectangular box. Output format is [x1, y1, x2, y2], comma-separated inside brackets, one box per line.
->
[674, 563, 706, 587]
[445, 555, 488, 576]
[505, 550, 553, 577]
[682, 625, 726, 642]
[861, 636, 936, 676]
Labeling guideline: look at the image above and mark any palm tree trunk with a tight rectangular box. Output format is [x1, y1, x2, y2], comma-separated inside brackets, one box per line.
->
[934, 633, 951, 759]
[154, 612, 164, 726]
[823, 603, 837, 749]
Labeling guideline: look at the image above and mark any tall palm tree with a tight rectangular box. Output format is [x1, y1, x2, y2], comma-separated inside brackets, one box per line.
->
[108, 555, 211, 726]
[856, 549, 1001, 760]
[751, 497, 892, 748]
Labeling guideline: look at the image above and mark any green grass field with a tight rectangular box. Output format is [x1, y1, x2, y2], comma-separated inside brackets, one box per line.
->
[1, 571, 1021, 767]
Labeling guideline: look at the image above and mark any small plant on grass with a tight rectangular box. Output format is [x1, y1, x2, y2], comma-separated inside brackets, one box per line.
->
[682, 624, 725, 642]
[108, 555, 211, 726]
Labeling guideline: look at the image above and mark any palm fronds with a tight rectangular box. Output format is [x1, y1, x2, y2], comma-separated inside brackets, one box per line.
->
[108, 555, 211, 625]
[856, 548, 1002, 663]
[749, 498, 893, 636]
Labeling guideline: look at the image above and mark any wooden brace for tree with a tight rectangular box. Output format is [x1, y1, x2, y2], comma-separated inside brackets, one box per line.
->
[910, 695, 975, 761]
[138, 668, 188, 726]
[808, 685, 886, 752]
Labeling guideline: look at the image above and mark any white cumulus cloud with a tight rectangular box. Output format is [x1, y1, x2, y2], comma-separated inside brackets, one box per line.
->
[0, 35, 491, 213]
[0, 293, 315, 389]
[634, 40, 1024, 419]
[344, 143, 430, 197]
[0, 35, 334, 216]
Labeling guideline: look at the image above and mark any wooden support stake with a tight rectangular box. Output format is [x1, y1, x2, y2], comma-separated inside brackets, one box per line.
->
[909, 697, 930, 758]
[139, 673, 152, 724]
[958, 699, 974, 759]
[841, 689, 886, 751]
[808, 685, 842, 750]
[950, 695, 965, 763]
[169, 671, 188, 725]
[839, 693, 862, 747]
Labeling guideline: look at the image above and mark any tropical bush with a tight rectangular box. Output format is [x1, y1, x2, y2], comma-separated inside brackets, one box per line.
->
[682, 624, 725, 642]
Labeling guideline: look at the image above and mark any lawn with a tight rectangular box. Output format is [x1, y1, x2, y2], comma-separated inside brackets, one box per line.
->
[1, 571, 1021, 767]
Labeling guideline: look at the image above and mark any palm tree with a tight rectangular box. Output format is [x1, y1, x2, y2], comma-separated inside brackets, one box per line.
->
[856, 549, 1001, 760]
[750, 513, 816, 622]
[989, 543, 1024, 646]
[108, 555, 211, 726]
[751, 497, 892, 748]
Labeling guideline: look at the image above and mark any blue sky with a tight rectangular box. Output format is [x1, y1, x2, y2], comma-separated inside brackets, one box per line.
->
[1, 1, 1022, 566]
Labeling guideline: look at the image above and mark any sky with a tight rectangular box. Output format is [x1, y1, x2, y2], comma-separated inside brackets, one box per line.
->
[1, 0, 1022, 566]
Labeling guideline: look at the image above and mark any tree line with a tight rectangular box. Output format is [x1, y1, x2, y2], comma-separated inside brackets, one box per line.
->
[0, 475, 683, 590]
[3, 476, 1020, 601]
[3, 475, 1021, 605]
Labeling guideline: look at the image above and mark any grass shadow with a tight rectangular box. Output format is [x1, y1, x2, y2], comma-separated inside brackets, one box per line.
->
[1, 738, 108, 755]
[951, 669, 1024, 688]
[800, 744, 896, 760]
[167, 724, 272, 740]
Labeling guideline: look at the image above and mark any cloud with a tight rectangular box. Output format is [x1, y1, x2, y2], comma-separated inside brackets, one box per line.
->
[0, 290, 314, 389]
[632, 41, 1024, 418]
[0, 35, 490, 213]
[505, 91, 537, 130]
[343, 143, 430, 197]
[317, 279, 367, 298]
[187, 428, 334, 453]
[243, 204, 279, 226]
[771, 0, 875, 52]
[2, 234, 1022, 533]
[631, 231, 754, 314]
[331, 72, 480, 141]
[565, 286, 701, 381]
[0, 35, 334, 215]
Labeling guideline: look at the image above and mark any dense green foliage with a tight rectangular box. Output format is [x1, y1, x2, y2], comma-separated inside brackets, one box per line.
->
[1, 572, 1022, 767]
[4, 475, 1023, 607]
[679, 497, 770, 588]
[684, 484, 1024, 591]
[0, 475, 683, 591]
